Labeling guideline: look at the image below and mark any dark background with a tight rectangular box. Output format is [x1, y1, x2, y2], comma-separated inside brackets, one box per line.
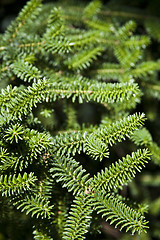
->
[1, 0, 160, 33]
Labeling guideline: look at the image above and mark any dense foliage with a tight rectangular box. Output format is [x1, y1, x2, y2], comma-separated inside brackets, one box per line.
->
[0, 0, 160, 239]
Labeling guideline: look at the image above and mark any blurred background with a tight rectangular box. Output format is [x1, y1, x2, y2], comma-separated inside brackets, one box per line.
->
[1, 0, 160, 33]
[0, 0, 160, 240]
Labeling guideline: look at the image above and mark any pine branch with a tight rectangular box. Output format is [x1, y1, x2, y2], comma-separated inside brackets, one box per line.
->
[35, 178, 53, 200]
[43, 35, 72, 54]
[101, 7, 157, 20]
[19, 128, 53, 161]
[131, 60, 160, 78]
[46, 81, 141, 105]
[1, 123, 53, 165]
[90, 59, 160, 81]
[65, 30, 101, 49]
[0, 151, 27, 172]
[89, 63, 125, 81]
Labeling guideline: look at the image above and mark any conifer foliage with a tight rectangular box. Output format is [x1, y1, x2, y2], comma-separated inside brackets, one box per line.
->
[0, 0, 160, 239]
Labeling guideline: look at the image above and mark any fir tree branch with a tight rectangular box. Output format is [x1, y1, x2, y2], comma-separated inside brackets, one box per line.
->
[12, 59, 42, 82]
[93, 192, 149, 235]
[14, 195, 54, 219]
[93, 112, 146, 146]
[33, 228, 53, 240]
[0, 173, 37, 197]
[62, 193, 93, 240]
[92, 148, 151, 191]
[50, 155, 91, 195]
[4, 0, 42, 42]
